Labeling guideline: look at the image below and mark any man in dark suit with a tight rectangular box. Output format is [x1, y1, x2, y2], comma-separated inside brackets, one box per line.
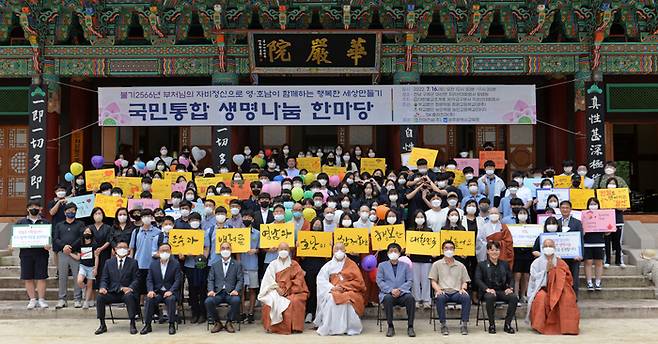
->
[205, 242, 243, 333]
[95, 241, 139, 335]
[141, 243, 181, 335]
[559, 200, 584, 296]
[253, 192, 274, 230]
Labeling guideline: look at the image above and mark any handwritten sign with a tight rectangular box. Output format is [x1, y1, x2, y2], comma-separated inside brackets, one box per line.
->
[297, 231, 333, 258]
[260, 222, 295, 248]
[370, 224, 405, 251]
[405, 231, 441, 256]
[553, 175, 572, 189]
[597, 187, 630, 209]
[407, 147, 438, 169]
[508, 224, 543, 248]
[333, 228, 370, 254]
[536, 188, 570, 210]
[165, 171, 192, 184]
[454, 158, 479, 173]
[446, 169, 465, 186]
[151, 179, 172, 200]
[11, 224, 51, 248]
[196, 177, 224, 195]
[67, 194, 95, 218]
[216, 228, 251, 253]
[93, 194, 127, 217]
[570, 188, 595, 210]
[524, 177, 552, 197]
[169, 229, 205, 255]
[229, 182, 252, 200]
[85, 169, 115, 191]
[478, 150, 506, 169]
[322, 166, 346, 176]
[539, 232, 582, 259]
[297, 157, 321, 173]
[582, 209, 617, 233]
[440, 230, 475, 256]
[242, 173, 260, 184]
[360, 158, 387, 175]
[127, 198, 161, 211]
[116, 177, 142, 197]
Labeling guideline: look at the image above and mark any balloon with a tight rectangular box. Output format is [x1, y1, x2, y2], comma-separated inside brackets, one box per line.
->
[302, 208, 316, 222]
[398, 256, 413, 269]
[264, 148, 272, 157]
[328, 175, 340, 188]
[70, 162, 83, 176]
[146, 160, 156, 171]
[368, 268, 378, 283]
[304, 173, 316, 185]
[268, 182, 282, 197]
[338, 172, 346, 182]
[291, 187, 304, 201]
[261, 183, 271, 195]
[135, 161, 145, 170]
[320, 189, 328, 202]
[252, 156, 265, 168]
[121, 159, 128, 168]
[284, 209, 293, 222]
[232, 154, 245, 166]
[114, 159, 122, 168]
[91, 155, 104, 169]
[178, 156, 189, 168]
[139, 167, 148, 175]
[376, 205, 390, 220]
[64, 172, 74, 182]
[361, 254, 377, 272]
[303, 190, 313, 199]
[191, 146, 207, 161]
[273, 175, 284, 182]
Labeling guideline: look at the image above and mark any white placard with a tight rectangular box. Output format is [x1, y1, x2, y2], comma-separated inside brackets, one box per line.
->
[536, 188, 571, 210]
[508, 224, 543, 248]
[539, 232, 582, 259]
[11, 224, 52, 248]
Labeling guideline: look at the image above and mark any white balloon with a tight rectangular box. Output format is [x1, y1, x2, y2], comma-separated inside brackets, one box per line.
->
[146, 160, 156, 171]
[191, 146, 207, 161]
[232, 154, 245, 166]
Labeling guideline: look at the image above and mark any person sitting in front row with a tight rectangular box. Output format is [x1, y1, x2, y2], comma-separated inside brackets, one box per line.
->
[376, 243, 416, 338]
[205, 242, 243, 333]
[474, 240, 518, 334]
[141, 243, 181, 335]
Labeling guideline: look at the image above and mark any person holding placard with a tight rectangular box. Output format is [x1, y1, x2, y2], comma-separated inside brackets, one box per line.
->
[181, 211, 209, 324]
[558, 200, 584, 296]
[407, 210, 434, 309]
[238, 211, 260, 324]
[511, 207, 533, 303]
[476, 208, 514, 270]
[424, 193, 444, 232]
[583, 198, 605, 291]
[206, 206, 233, 266]
[128, 209, 161, 302]
[376, 243, 416, 338]
[314, 242, 366, 336]
[15, 200, 51, 309]
[53, 202, 85, 309]
[603, 177, 627, 269]
[500, 182, 523, 219]
[300, 218, 330, 324]
[436, 192, 464, 230]
[593, 161, 628, 189]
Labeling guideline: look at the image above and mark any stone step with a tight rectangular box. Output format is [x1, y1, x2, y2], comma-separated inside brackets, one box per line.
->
[0, 250, 11, 257]
[0, 277, 71, 289]
[0, 266, 57, 277]
[580, 265, 642, 276]
[0, 256, 55, 266]
[577, 287, 656, 300]
[0, 288, 63, 300]
[578, 275, 652, 288]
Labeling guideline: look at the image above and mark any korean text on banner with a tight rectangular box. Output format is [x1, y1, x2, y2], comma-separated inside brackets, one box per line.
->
[85, 169, 115, 191]
[333, 228, 369, 254]
[165, 171, 192, 184]
[196, 177, 224, 195]
[507, 224, 543, 248]
[407, 147, 438, 169]
[360, 158, 387, 175]
[370, 224, 405, 251]
[67, 194, 95, 218]
[454, 159, 480, 173]
[405, 231, 441, 256]
[597, 188, 631, 209]
[260, 222, 295, 248]
[440, 230, 475, 256]
[297, 157, 321, 174]
[536, 188, 570, 210]
[553, 175, 572, 189]
[297, 231, 333, 258]
[11, 224, 52, 248]
[93, 194, 127, 218]
[116, 177, 142, 197]
[581, 209, 617, 233]
[127, 199, 161, 211]
[539, 232, 582, 259]
[169, 229, 205, 255]
[570, 188, 595, 210]
[151, 179, 171, 200]
[216, 228, 251, 253]
[478, 151, 506, 169]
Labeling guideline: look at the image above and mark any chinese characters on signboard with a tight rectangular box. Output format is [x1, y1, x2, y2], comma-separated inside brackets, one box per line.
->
[211, 126, 231, 170]
[585, 82, 605, 179]
[28, 85, 48, 206]
[399, 125, 418, 154]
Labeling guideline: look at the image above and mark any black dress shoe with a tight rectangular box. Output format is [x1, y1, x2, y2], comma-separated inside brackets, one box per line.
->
[191, 315, 200, 324]
[247, 313, 255, 324]
[504, 324, 516, 334]
[169, 324, 176, 335]
[386, 327, 395, 337]
[488, 324, 496, 334]
[198, 315, 207, 324]
[130, 322, 138, 335]
[94, 324, 107, 335]
[140, 324, 152, 335]
[407, 327, 416, 337]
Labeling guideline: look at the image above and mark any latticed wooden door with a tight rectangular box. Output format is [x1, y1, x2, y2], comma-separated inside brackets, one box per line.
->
[0, 126, 28, 215]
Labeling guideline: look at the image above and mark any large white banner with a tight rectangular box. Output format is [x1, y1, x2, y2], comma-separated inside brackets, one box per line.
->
[98, 85, 535, 126]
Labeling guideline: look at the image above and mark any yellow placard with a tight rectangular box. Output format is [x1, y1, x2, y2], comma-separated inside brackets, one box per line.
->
[440, 230, 475, 256]
[164, 171, 192, 184]
[408, 147, 439, 169]
[116, 177, 142, 198]
[446, 169, 465, 186]
[370, 224, 406, 251]
[597, 187, 631, 209]
[405, 231, 442, 256]
[169, 229, 205, 255]
[207, 195, 238, 218]
[151, 179, 172, 200]
[216, 228, 251, 254]
[570, 188, 595, 210]
[334, 228, 370, 254]
[360, 158, 387, 175]
[553, 175, 572, 189]
[196, 177, 224, 195]
[297, 231, 333, 258]
[242, 173, 260, 183]
[85, 169, 115, 191]
[322, 166, 346, 176]
[93, 194, 127, 218]
[218, 173, 234, 183]
[260, 222, 295, 248]
[297, 157, 321, 174]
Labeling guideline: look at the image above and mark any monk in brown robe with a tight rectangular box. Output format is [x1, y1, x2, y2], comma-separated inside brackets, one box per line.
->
[258, 242, 309, 334]
[526, 239, 580, 335]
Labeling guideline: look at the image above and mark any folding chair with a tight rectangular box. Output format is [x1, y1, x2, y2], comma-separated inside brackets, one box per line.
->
[475, 299, 519, 331]
[206, 303, 242, 331]
[429, 300, 463, 331]
[106, 300, 143, 325]
[376, 302, 408, 332]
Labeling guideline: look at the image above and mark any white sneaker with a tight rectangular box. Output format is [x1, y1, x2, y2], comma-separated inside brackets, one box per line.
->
[304, 313, 312, 324]
[88, 300, 95, 307]
[620, 263, 627, 269]
[423, 302, 432, 310]
[74, 300, 83, 308]
[55, 300, 67, 309]
[82, 301, 89, 309]
[603, 263, 610, 269]
[38, 299, 48, 308]
[27, 299, 37, 309]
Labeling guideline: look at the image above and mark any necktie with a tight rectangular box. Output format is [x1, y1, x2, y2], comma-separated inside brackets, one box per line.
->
[224, 262, 229, 277]
[119, 259, 123, 271]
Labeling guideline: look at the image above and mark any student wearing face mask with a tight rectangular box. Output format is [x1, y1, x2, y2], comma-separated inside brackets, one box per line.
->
[75, 227, 99, 309]
[341, 152, 358, 172]
[478, 160, 506, 208]
[53, 202, 85, 309]
[353, 205, 374, 230]
[299, 217, 331, 324]
[334, 195, 353, 222]
[603, 178, 627, 269]
[110, 208, 134, 250]
[153, 146, 173, 166]
[322, 207, 338, 233]
[224, 199, 245, 228]
[509, 207, 533, 303]
[201, 199, 217, 229]
[180, 211, 209, 324]
[128, 209, 161, 302]
[173, 201, 193, 228]
[540, 194, 560, 216]
[560, 160, 575, 177]
[206, 207, 234, 266]
[458, 166, 478, 197]
[502, 197, 525, 224]
[500, 181, 523, 219]
[441, 208, 466, 231]
[461, 179, 485, 211]
[407, 210, 434, 310]
[72, 174, 90, 196]
[436, 192, 464, 229]
[532, 217, 561, 257]
[253, 192, 274, 230]
[87, 208, 113, 294]
[164, 191, 183, 220]
[16, 200, 51, 310]
[48, 184, 70, 225]
[157, 216, 175, 247]
[97, 182, 113, 196]
[235, 211, 260, 323]
[583, 198, 605, 291]
[575, 165, 595, 189]
[594, 161, 628, 189]
[376, 210, 402, 261]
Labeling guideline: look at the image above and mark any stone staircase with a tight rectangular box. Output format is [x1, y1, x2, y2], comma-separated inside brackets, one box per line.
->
[0, 249, 657, 319]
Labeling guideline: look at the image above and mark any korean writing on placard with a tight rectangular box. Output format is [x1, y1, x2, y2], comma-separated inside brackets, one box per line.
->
[169, 229, 205, 255]
[28, 85, 48, 205]
[581, 209, 617, 233]
[216, 228, 251, 253]
[297, 157, 321, 174]
[333, 228, 370, 254]
[405, 231, 441, 256]
[297, 231, 333, 258]
[370, 224, 405, 251]
[540, 232, 582, 259]
[85, 169, 116, 191]
[93, 194, 127, 218]
[360, 158, 386, 175]
[11, 224, 52, 248]
[585, 82, 605, 179]
[212, 127, 231, 170]
[440, 230, 476, 256]
[260, 222, 295, 248]
[508, 224, 543, 248]
[596, 187, 630, 209]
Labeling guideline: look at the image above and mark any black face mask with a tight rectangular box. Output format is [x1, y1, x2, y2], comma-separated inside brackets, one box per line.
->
[28, 208, 40, 216]
[260, 201, 270, 209]
[242, 220, 253, 227]
[155, 216, 165, 223]
[83, 234, 93, 239]
[545, 171, 555, 178]
[131, 214, 141, 221]
[252, 188, 261, 196]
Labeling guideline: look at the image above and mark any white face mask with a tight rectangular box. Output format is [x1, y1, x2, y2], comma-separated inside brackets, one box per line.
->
[343, 155, 350, 161]
[341, 188, 350, 194]
[418, 168, 427, 174]
[220, 249, 232, 258]
[466, 206, 477, 215]
[341, 201, 350, 208]
[563, 167, 573, 173]
[293, 182, 303, 188]
[368, 152, 375, 158]
[341, 219, 352, 227]
[189, 221, 200, 229]
[588, 204, 599, 211]
[159, 252, 170, 261]
[398, 178, 406, 185]
[489, 214, 500, 222]
[324, 213, 335, 222]
[607, 184, 617, 189]
[185, 194, 195, 201]
[446, 165, 456, 170]
[389, 195, 398, 202]
[118, 215, 128, 223]
[543, 247, 555, 256]
[111, 193, 121, 197]
[360, 212, 369, 221]
[56, 191, 67, 198]
[437, 181, 447, 188]
[141, 216, 152, 224]
[334, 250, 346, 261]
[431, 199, 442, 208]
[76, 179, 85, 186]
[546, 224, 558, 232]
[278, 250, 289, 259]
[448, 215, 459, 224]
[548, 202, 558, 209]
[205, 207, 215, 215]
[274, 214, 285, 222]
[180, 209, 190, 217]
[415, 217, 425, 226]
[244, 148, 251, 155]
[459, 152, 469, 158]
[314, 200, 323, 208]
[468, 185, 478, 194]
[230, 207, 240, 215]
[102, 190, 111, 196]
[386, 216, 397, 224]
[605, 168, 615, 175]
[485, 169, 495, 175]
[387, 252, 400, 261]
[509, 187, 518, 194]
[443, 250, 455, 258]
[514, 177, 524, 185]
[518, 214, 528, 222]
[115, 248, 128, 257]
[318, 179, 327, 186]
[94, 215, 103, 223]
[368, 214, 378, 222]
[215, 214, 226, 223]
[282, 149, 289, 155]
[162, 225, 173, 233]
[447, 199, 458, 207]
[578, 170, 587, 177]
[327, 201, 337, 209]
[282, 184, 292, 190]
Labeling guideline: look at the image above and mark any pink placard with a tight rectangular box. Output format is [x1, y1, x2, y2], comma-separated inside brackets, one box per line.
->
[454, 158, 480, 172]
[582, 209, 617, 233]
[171, 181, 187, 193]
[127, 198, 161, 211]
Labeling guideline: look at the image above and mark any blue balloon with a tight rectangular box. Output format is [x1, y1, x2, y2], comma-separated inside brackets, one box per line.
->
[273, 175, 284, 182]
[64, 172, 74, 182]
[135, 161, 146, 170]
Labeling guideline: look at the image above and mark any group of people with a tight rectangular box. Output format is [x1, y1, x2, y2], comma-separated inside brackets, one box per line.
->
[14, 143, 630, 337]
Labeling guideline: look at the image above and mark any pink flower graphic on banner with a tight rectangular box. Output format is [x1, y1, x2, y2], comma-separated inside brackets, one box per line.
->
[99, 102, 126, 126]
[503, 100, 536, 124]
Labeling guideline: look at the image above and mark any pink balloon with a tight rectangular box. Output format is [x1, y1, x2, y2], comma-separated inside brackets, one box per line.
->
[139, 167, 148, 175]
[178, 156, 189, 167]
[268, 182, 282, 197]
[321, 189, 328, 202]
[329, 175, 340, 188]
[114, 159, 122, 168]
[261, 183, 271, 195]
[398, 256, 413, 269]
